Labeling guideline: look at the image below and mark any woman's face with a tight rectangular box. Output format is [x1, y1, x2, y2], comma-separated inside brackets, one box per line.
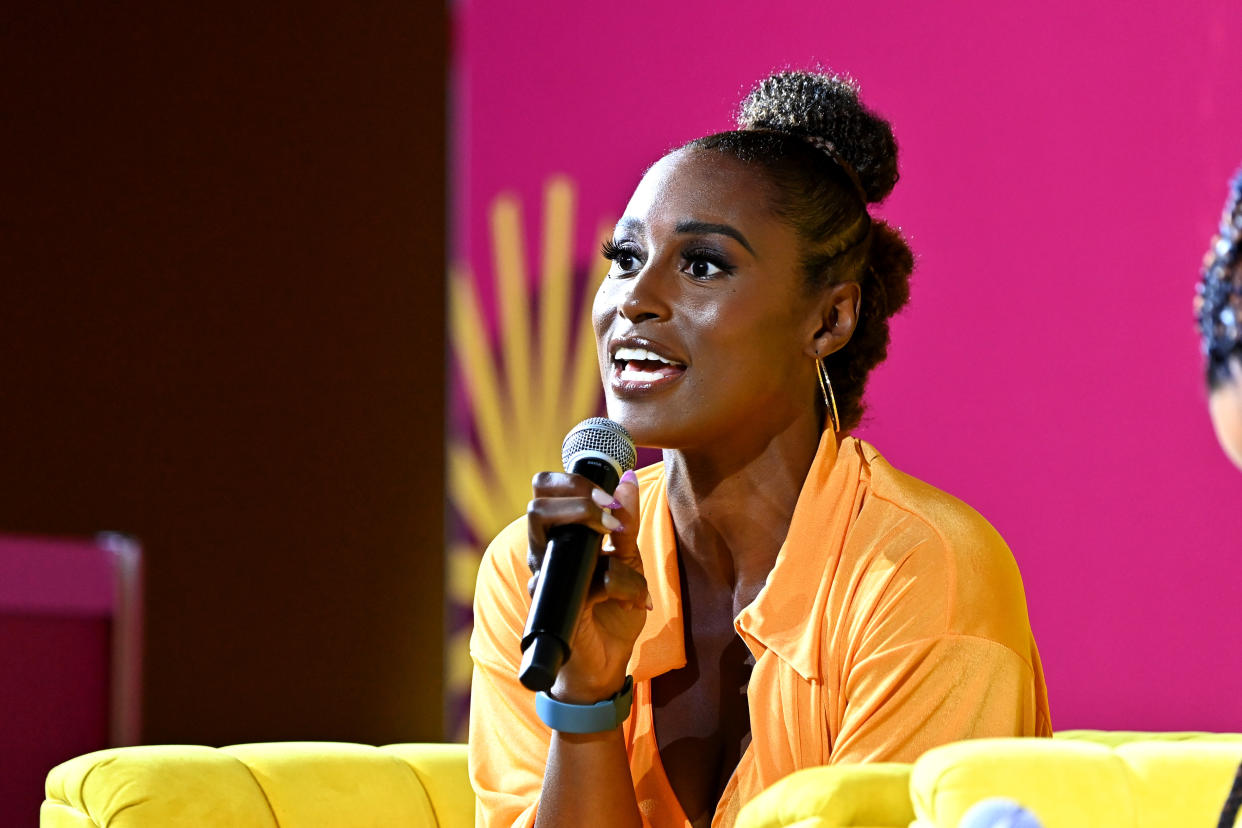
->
[592, 149, 836, 450]
[1209, 361, 1242, 470]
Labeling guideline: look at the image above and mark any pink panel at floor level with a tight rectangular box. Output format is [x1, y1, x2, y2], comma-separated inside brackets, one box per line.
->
[0, 614, 110, 828]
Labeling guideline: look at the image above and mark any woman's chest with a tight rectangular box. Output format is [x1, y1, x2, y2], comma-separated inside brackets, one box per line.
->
[650, 600, 757, 826]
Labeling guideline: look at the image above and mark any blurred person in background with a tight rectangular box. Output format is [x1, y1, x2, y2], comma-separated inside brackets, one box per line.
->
[1196, 167, 1242, 828]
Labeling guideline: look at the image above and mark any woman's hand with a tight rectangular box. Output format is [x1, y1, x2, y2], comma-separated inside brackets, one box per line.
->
[526, 469, 646, 704]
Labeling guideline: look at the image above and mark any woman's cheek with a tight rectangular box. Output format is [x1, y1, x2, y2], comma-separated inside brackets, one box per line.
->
[1210, 381, 1242, 471]
[592, 283, 618, 336]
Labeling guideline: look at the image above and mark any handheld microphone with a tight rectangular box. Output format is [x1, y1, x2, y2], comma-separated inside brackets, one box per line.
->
[518, 417, 636, 692]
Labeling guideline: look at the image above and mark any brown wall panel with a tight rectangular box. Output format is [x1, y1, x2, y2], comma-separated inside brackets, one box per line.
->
[1, 2, 447, 745]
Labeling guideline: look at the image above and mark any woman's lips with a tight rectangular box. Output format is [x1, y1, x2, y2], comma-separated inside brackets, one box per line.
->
[616, 360, 685, 381]
[610, 361, 686, 393]
[609, 345, 686, 393]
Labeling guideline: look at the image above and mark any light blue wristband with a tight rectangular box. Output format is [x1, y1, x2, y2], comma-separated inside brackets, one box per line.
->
[535, 676, 634, 734]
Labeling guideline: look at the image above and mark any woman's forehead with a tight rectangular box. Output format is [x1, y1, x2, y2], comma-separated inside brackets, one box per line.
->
[621, 149, 777, 232]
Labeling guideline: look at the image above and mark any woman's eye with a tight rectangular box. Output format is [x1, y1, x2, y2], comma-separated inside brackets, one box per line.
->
[684, 258, 725, 279]
[602, 240, 642, 277]
[608, 253, 640, 277]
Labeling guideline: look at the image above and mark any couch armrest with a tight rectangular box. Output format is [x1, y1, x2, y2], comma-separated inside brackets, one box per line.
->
[379, 743, 475, 826]
[42, 742, 470, 827]
[736, 763, 913, 828]
[1054, 729, 1242, 747]
[910, 737, 1242, 828]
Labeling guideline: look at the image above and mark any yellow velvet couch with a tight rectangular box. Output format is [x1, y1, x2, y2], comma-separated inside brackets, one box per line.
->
[42, 743, 474, 827]
[43, 732, 1242, 827]
[738, 731, 1242, 828]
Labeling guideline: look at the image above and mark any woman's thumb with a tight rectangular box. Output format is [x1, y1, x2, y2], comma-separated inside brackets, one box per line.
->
[609, 469, 642, 563]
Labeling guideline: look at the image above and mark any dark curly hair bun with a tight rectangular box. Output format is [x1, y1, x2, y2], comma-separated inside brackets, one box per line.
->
[738, 70, 899, 205]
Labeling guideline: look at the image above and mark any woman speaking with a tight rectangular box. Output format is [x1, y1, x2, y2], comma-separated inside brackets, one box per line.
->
[469, 70, 1052, 828]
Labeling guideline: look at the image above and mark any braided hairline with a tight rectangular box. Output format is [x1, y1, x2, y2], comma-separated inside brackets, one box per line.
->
[799, 191, 873, 291]
[732, 128, 873, 283]
[802, 134, 869, 207]
[743, 127, 870, 210]
[782, 130, 872, 279]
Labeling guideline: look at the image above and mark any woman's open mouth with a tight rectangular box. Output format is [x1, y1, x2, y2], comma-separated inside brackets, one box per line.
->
[610, 345, 687, 391]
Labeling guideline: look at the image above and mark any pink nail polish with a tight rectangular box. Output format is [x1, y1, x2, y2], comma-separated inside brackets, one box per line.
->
[621, 469, 638, 485]
[606, 498, 622, 510]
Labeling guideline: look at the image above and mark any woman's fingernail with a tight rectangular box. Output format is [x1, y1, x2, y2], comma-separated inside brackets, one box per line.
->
[591, 488, 615, 509]
[645, 594, 654, 611]
[621, 470, 638, 485]
[601, 512, 622, 531]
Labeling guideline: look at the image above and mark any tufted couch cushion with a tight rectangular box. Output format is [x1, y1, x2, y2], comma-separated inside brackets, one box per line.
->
[42, 742, 471, 827]
[736, 731, 1242, 828]
[910, 734, 1242, 827]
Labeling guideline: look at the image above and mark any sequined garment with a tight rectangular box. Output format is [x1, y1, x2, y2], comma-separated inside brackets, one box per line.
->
[1196, 166, 1242, 388]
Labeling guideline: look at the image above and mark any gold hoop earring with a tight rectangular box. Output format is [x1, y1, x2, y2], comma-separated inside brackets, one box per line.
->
[816, 357, 841, 434]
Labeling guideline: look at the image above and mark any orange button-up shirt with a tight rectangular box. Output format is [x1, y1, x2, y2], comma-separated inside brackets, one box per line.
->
[469, 432, 1052, 828]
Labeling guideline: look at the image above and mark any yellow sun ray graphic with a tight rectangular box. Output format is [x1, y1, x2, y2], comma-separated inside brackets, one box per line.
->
[447, 176, 614, 739]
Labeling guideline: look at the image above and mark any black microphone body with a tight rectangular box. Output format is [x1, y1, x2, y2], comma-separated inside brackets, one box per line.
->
[519, 418, 636, 692]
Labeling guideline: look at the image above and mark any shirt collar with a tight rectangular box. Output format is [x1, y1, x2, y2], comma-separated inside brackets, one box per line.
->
[627, 429, 862, 684]
[628, 463, 685, 682]
[735, 431, 861, 681]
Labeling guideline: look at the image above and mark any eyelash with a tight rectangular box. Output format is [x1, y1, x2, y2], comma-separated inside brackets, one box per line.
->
[601, 241, 734, 279]
[682, 247, 734, 278]
[600, 239, 636, 263]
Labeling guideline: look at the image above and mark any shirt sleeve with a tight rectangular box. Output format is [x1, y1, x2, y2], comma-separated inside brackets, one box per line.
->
[828, 519, 1052, 764]
[468, 518, 546, 828]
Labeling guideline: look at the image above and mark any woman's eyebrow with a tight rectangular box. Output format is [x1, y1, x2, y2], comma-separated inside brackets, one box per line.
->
[613, 217, 756, 256]
[674, 220, 755, 255]
[616, 217, 644, 235]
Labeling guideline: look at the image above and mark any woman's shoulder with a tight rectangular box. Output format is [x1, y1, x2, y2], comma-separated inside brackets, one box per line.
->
[474, 516, 532, 626]
[479, 515, 529, 574]
[848, 438, 1008, 560]
[843, 439, 1031, 642]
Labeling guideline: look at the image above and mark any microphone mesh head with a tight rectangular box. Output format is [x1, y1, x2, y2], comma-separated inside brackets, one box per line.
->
[561, 417, 637, 474]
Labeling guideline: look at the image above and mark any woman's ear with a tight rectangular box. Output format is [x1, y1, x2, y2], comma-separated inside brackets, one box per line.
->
[806, 281, 862, 358]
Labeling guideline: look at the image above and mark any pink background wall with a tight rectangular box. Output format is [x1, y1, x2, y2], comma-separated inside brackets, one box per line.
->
[454, 1, 1242, 731]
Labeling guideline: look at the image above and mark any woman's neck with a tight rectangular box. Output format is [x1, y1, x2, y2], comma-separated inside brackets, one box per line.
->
[662, 408, 830, 601]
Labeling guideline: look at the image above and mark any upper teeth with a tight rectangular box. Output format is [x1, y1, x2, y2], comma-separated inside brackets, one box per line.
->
[615, 346, 677, 365]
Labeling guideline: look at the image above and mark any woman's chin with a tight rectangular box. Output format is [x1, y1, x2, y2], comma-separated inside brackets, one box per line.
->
[603, 403, 687, 451]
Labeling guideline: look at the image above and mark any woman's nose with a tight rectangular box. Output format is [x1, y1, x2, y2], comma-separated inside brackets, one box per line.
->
[618, 267, 669, 324]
